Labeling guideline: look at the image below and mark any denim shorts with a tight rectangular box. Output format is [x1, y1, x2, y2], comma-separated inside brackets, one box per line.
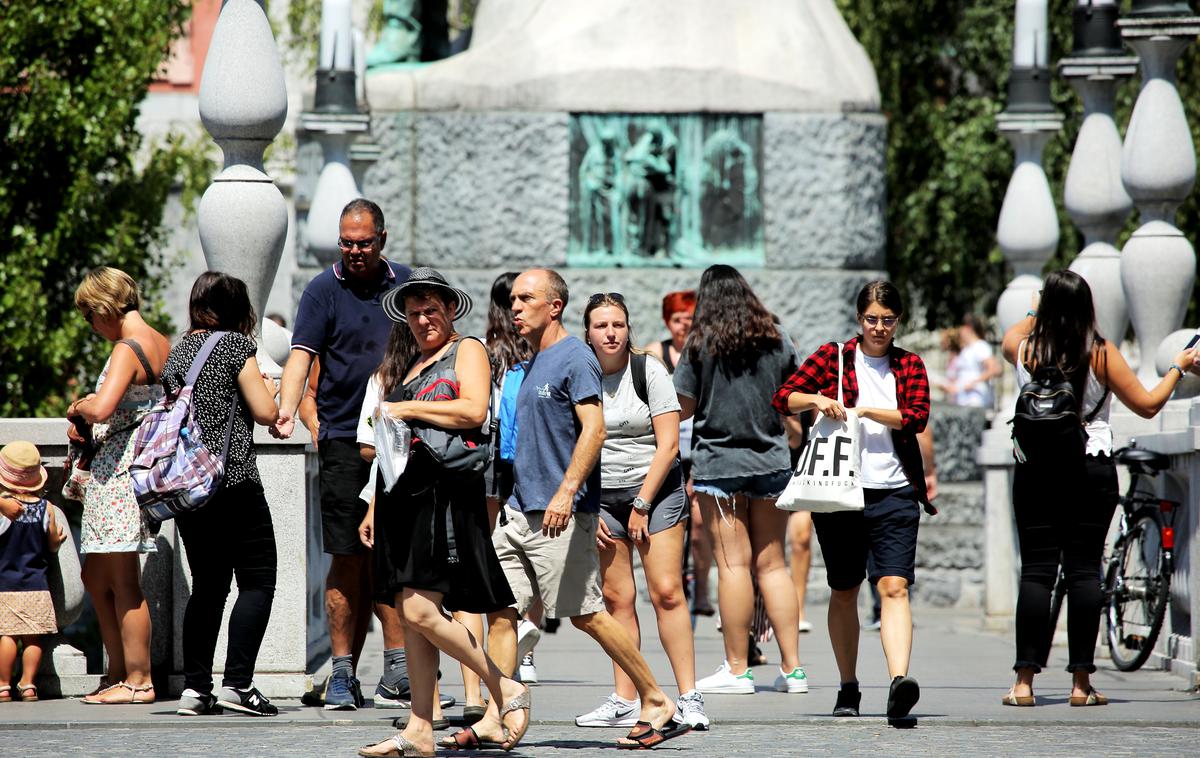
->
[692, 469, 793, 501]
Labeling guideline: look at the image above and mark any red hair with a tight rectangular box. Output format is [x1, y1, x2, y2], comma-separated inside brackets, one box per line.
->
[661, 290, 696, 324]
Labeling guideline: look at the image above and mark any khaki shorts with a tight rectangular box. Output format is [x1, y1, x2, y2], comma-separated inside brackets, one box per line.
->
[491, 505, 606, 620]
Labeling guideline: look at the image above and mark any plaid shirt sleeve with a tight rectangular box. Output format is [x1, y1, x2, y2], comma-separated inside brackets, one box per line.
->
[773, 342, 838, 416]
[896, 351, 930, 433]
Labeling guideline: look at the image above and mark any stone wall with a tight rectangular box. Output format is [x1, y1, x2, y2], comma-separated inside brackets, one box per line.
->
[293, 110, 886, 355]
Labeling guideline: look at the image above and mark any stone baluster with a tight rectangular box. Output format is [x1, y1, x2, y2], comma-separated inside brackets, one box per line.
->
[995, 0, 1062, 336]
[303, 0, 369, 265]
[1118, 3, 1200, 383]
[1062, 2, 1138, 344]
[197, 0, 289, 374]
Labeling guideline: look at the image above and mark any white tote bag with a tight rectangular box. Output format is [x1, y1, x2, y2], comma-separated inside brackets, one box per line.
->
[776, 344, 865, 514]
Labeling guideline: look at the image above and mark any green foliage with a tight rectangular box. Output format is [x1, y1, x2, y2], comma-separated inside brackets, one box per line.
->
[835, 1, 1200, 329]
[0, 0, 213, 416]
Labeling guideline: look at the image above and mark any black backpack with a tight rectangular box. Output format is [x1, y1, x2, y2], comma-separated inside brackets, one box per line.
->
[1011, 365, 1107, 465]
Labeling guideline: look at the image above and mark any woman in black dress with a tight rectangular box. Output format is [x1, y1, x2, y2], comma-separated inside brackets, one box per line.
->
[359, 268, 528, 758]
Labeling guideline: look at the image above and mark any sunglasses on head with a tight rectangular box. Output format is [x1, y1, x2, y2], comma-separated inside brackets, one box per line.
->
[588, 292, 626, 305]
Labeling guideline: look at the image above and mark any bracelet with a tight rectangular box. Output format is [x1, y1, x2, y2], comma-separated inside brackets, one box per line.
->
[1170, 363, 1186, 379]
[1026, 310, 1037, 318]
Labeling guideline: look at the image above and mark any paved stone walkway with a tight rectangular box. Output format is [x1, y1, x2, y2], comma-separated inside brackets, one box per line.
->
[3, 605, 1197, 755]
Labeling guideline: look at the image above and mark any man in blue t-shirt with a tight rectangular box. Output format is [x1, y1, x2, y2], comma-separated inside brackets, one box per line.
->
[274, 198, 411, 710]
[466, 269, 686, 749]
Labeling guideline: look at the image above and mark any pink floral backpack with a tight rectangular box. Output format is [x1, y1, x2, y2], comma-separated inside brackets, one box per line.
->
[128, 332, 236, 522]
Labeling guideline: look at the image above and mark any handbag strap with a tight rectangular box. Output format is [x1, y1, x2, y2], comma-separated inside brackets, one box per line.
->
[183, 331, 238, 466]
[835, 342, 845, 405]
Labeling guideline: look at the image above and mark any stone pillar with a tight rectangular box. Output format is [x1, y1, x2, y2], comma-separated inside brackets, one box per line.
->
[1062, 3, 1138, 343]
[1118, 7, 1200, 383]
[197, 0, 289, 374]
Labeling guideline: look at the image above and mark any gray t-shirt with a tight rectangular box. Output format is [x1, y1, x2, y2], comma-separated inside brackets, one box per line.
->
[508, 336, 603, 514]
[673, 330, 799, 481]
[600, 355, 681, 490]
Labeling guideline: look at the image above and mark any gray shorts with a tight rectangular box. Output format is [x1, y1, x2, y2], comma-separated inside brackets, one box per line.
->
[599, 466, 689, 540]
[491, 505, 606, 620]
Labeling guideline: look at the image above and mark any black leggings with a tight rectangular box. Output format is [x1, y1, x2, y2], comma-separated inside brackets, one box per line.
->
[177, 481, 277, 693]
[1012, 455, 1118, 673]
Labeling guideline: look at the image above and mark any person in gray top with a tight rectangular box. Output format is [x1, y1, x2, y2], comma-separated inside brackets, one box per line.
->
[673, 265, 807, 697]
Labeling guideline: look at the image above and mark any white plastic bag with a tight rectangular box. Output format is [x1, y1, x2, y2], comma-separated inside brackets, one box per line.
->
[776, 343, 865, 514]
[373, 407, 411, 494]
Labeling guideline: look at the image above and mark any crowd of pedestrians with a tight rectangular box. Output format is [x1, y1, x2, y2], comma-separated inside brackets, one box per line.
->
[4, 197, 1191, 752]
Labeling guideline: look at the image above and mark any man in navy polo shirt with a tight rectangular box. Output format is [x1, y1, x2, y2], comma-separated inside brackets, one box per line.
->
[275, 198, 411, 709]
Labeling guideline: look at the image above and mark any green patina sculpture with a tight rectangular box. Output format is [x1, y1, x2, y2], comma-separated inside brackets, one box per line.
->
[366, 0, 450, 69]
[569, 114, 764, 268]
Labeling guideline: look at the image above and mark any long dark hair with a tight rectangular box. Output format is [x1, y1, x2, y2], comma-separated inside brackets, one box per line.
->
[375, 322, 420, 396]
[188, 271, 257, 337]
[1025, 270, 1104, 404]
[685, 265, 780, 367]
[485, 272, 531, 380]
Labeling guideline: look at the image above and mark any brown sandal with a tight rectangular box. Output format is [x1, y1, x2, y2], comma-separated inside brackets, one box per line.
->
[1069, 688, 1108, 707]
[18, 683, 38, 702]
[1000, 691, 1034, 707]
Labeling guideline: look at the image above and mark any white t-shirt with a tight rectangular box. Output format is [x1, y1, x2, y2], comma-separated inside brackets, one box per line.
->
[954, 339, 994, 408]
[600, 355, 682, 490]
[854, 350, 908, 488]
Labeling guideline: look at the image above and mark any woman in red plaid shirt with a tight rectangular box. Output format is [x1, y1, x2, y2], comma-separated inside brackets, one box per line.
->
[772, 281, 930, 725]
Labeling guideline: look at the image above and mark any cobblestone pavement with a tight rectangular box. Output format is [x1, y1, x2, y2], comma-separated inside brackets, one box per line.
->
[8, 723, 1198, 757]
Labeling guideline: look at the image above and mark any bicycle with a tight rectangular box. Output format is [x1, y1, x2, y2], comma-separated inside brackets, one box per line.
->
[1045, 444, 1178, 672]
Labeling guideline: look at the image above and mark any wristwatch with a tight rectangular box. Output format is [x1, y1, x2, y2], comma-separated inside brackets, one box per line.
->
[632, 496, 652, 513]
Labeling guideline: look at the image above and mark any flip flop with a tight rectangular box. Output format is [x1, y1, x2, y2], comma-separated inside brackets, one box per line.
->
[1000, 692, 1035, 707]
[462, 704, 488, 724]
[357, 734, 434, 758]
[617, 719, 692, 750]
[1069, 688, 1108, 707]
[498, 684, 532, 752]
[438, 726, 506, 750]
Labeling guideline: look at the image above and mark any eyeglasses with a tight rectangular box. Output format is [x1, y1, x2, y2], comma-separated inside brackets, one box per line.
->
[338, 237, 377, 251]
[862, 315, 898, 328]
[82, 309, 96, 326]
[588, 292, 626, 305]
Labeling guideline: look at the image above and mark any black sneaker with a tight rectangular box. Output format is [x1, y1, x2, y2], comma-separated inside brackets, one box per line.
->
[887, 675, 920, 722]
[177, 688, 222, 716]
[350, 676, 365, 708]
[832, 685, 861, 717]
[217, 685, 279, 717]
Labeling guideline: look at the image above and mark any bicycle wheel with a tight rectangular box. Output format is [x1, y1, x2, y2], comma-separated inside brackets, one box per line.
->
[1106, 511, 1171, 672]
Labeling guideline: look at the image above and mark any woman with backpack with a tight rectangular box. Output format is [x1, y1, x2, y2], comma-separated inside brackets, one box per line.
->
[70, 267, 169, 704]
[772, 280, 930, 723]
[673, 265, 806, 698]
[1000, 270, 1197, 707]
[574, 293, 708, 731]
[360, 268, 528, 758]
[162, 272, 282, 717]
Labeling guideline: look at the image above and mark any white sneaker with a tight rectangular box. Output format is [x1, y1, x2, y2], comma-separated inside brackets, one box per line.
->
[518, 652, 538, 685]
[575, 692, 640, 727]
[517, 619, 542, 659]
[676, 689, 710, 730]
[798, 620, 814, 633]
[774, 666, 809, 693]
[695, 661, 755, 695]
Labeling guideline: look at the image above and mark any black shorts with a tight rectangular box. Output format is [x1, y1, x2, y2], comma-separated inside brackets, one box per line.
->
[318, 437, 371, 555]
[812, 485, 920, 590]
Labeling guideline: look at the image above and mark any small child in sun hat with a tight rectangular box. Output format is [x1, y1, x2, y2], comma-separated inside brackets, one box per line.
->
[0, 441, 67, 702]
